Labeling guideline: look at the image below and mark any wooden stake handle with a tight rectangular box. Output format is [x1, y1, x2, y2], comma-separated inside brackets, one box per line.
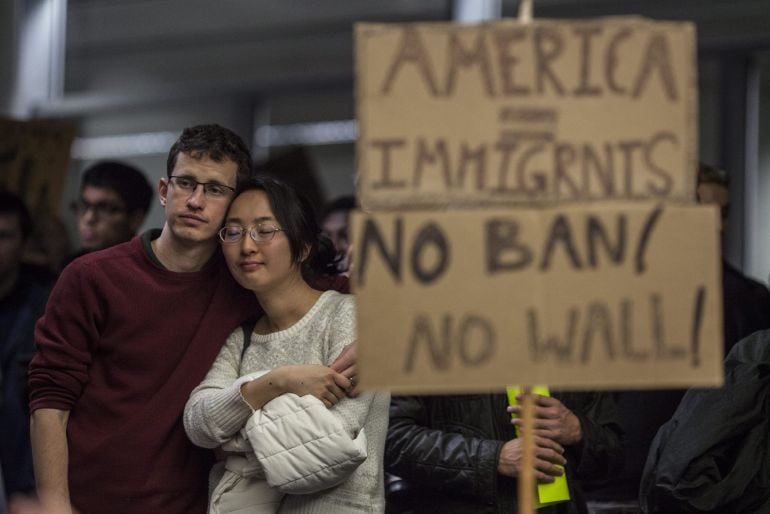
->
[517, 387, 536, 514]
[518, 0, 533, 23]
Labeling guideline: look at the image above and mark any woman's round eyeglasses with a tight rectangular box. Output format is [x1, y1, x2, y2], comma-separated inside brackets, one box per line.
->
[219, 224, 284, 244]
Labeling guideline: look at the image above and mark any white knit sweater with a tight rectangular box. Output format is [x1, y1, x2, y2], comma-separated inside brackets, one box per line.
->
[184, 291, 389, 513]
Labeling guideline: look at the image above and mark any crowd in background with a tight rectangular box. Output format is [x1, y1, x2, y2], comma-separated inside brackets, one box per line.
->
[1, 124, 769, 514]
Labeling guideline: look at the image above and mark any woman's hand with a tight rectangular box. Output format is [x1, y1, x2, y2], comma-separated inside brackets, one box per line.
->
[330, 343, 358, 397]
[276, 364, 352, 408]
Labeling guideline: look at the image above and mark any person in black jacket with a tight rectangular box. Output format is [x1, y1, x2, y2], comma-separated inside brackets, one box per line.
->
[640, 331, 770, 513]
[695, 163, 770, 354]
[385, 390, 623, 514]
[583, 163, 770, 512]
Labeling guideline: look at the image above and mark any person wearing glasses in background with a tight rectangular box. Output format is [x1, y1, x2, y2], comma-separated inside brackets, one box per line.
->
[184, 177, 388, 514]
[27, 125, 356, 514]
[60, 161, 153, 270]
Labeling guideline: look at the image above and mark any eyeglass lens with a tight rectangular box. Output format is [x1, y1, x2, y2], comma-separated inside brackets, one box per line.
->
[170, 176, 233, 197]
[220, 225, 280, 243]
[72, 200, 124, 217]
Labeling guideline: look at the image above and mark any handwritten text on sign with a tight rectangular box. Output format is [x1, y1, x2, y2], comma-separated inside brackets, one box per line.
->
[352, 204, 722, 392]
[356, 18, 696, 208]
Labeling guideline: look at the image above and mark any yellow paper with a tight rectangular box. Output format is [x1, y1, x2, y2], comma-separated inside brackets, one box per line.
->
[507, 386, 571, 508]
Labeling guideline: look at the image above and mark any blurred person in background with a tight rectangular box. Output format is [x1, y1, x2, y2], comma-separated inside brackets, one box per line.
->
[62, 161, 153, 268]
[320, 195, 355, 275]
[696, 162, 770, 353]
[0, 191, 54, 509]
[582, 162, 770, 513]
[385, 389, 623, 514]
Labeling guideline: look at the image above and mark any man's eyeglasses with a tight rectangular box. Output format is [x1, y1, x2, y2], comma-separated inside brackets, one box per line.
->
[219, 224, 284, 244]
[71, 199, 126, 218]
[169, 176, 235, 198]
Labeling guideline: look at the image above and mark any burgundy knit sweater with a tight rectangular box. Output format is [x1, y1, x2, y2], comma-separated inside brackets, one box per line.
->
[29, 232, 257, 514]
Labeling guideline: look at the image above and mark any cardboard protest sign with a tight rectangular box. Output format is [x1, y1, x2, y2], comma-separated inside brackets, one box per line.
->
[352, 203, 722, 392]
[0, 117, 75, 213]
[0, 117, 76, 266]
[356, 18, 697, 209]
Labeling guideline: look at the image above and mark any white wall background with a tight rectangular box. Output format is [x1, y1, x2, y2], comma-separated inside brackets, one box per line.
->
[750, 51, 770, 283]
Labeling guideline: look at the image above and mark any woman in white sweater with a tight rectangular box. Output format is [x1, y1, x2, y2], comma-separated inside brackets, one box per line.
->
[184, 177, 389, 514]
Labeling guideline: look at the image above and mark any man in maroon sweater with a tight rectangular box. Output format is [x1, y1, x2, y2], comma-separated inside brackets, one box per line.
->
[27, 124, 352, 514]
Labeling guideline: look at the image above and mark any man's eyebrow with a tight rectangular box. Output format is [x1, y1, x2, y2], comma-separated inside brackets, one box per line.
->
[175, 174, 228, 186]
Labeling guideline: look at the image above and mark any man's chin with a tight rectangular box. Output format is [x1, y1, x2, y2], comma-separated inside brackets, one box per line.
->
[172, 225, 217, 244]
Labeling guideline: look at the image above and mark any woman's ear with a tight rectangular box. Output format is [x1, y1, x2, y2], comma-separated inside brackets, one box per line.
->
[299, 243, 311, 264]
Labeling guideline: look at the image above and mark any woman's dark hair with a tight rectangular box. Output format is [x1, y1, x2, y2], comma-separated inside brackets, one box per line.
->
[230, 176, 340, 276]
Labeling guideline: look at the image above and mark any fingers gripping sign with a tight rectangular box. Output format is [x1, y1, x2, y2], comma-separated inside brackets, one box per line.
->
[508, 394, 583, 446]
[506, 386, 573, 510]
[498, 436, 567, 482]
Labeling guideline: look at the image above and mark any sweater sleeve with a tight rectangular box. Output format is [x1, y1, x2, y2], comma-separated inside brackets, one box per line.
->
[321, 295, 375, 439]
[324, 293, 357, 362]
[385, 395, 502, 503]
[558, 391, 624, 481]
[28, 262, 102, 411]
[183, 329, 256, 449]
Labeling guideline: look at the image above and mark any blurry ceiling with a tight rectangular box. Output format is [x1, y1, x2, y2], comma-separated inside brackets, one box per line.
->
[50, 0, 770, 115]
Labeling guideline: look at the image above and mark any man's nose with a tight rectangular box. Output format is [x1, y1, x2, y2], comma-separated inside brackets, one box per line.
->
[80, 208, 98, 223]
[186, 184, 207, 208]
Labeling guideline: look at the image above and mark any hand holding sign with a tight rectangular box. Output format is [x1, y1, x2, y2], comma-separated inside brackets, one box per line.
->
[508, 394, 583, 446]
[498, 435, 566, 482]
[355, 15, 716, 514]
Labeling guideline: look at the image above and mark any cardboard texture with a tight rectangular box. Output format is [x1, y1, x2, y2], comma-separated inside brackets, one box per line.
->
[0, 117, 75, 213]
[351, 203, 722, 392]
[356, 18, 697, 209]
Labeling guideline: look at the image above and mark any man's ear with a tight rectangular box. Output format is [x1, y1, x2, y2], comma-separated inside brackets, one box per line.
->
[158, 178, 169, 207]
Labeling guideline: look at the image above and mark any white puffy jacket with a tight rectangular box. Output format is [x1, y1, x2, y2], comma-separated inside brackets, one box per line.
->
[209, 373, 367, 514]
